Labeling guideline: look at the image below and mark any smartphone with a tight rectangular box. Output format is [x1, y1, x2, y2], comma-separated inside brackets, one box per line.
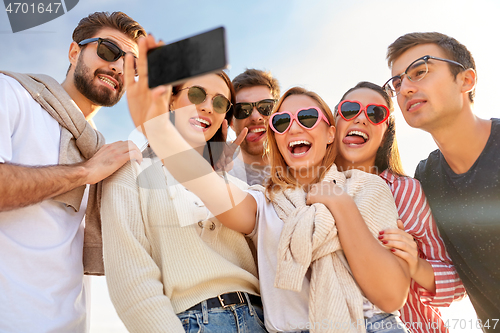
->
[147, 27, 228, 88]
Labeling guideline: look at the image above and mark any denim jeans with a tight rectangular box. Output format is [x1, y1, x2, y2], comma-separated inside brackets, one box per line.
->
[365, 313, 409, 333]
[176, 293, 267, 333]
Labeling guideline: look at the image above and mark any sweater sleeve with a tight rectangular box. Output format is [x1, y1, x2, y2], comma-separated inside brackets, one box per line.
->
[101, 162, 185, 333]
[390, 176, 466, 307]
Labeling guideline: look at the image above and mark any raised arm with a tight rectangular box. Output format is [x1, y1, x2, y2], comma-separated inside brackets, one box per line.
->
[124, 35, 257, 234]
[307, 180, 410, 313]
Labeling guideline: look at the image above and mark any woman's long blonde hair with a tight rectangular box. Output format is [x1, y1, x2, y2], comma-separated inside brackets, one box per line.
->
[265, 87, 337, 198]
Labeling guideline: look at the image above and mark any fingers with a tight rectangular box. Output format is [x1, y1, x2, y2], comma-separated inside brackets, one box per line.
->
[108, 141, 143, 166]
[136, 35, 150, 89]
[305, 192, 312, 205]
[98, 141, 140, 157]
[380, 237, 414, 251]
[127, 141, 143, 165]
[149, 85, 171, 118]
[84, 141, 144, 184]
[124, 53, 136, 91]
[221, 119, 228, 141]
[305, 184, 321, 204]
[397, 219, 405, 230]
[224, 127, 247, 159]
[378, 229, 418, 259]
[135, 33, 163, 87]
[390, 248, 416, 266]
[146, 33, 162, 49]
[233, 127, 248, 147]
[379, 228, 416, 245]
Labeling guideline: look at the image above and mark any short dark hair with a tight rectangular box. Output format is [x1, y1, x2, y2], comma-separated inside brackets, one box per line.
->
[232, 69, 280, 100]
[72, 11, 145, 44]
[68, 12, 145, 73]
[387, 32, 476, 103]
[338, 81, 406, 177]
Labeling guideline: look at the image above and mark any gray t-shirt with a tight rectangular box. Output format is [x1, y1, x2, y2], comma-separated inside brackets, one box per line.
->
[415, 118, 500, 326]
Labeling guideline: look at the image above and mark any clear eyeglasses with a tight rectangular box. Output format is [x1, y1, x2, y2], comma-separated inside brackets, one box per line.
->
[383, 55, 465, 97]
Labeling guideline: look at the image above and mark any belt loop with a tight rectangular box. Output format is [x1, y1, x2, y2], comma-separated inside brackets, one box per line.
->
[201, 300, 209, 324]
[243, 292, 256, 316]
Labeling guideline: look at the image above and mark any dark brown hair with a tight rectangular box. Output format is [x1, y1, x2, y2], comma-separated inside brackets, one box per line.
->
[387, 32, 476, 103]
[172, 72, 236, 168]
[68, 12, 145, 73]
[337, 81, 406, 177]
[72, 11, 145, 44]
[232, 68, 281, 100]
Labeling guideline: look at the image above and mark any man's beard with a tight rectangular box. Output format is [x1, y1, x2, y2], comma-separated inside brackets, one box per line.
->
[240, 138, 265, 157]
[73, 55, 124, 107]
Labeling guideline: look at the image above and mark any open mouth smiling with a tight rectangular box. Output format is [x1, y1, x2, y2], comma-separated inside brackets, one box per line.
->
[98, 75, 117, 89]
[288, 140, 311, 156]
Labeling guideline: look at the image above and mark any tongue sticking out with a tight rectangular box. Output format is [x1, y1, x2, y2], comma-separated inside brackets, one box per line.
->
[246, 131, 265, 142]
[292, 144, 310, 155]
[343, 135, 366, 145]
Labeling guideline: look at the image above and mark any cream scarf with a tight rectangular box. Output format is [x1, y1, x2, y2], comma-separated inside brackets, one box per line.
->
[1, 71, 106, 275]
[252, 165, 399, 333]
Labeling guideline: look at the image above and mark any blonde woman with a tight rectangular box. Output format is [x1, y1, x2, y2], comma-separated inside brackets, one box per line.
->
[124, 35, 410, 333]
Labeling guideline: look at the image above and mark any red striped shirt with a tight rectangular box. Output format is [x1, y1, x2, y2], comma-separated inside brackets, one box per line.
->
[380, 170, 466, 333]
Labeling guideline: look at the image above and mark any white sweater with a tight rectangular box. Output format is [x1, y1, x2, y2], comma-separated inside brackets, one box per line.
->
[101, 156, 260, 333]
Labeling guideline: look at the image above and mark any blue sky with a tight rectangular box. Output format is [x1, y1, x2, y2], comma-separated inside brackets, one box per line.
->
[1, 1, 498, 330]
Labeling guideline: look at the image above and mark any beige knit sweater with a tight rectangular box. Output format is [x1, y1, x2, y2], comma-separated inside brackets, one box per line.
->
[253, 165, 400, 333]
[101, 156, 260, 333]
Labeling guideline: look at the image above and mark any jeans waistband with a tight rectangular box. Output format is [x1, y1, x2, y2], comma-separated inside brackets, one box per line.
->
[186, 292, 262, 311]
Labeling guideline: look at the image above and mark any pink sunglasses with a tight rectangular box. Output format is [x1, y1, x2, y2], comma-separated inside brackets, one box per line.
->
[269, 107, 331, 134]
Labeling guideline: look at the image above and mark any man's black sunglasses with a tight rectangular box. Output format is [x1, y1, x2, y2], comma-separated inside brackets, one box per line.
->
[234, 99, 277, 120]
[78, 37, 137, 75]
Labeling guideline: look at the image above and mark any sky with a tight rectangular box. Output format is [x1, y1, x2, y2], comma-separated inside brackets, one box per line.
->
[1, 0, 498, 331]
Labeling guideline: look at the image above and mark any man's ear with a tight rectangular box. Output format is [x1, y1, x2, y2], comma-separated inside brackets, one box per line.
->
[460, 68, 477, 95]
[68, 41, 81, 70]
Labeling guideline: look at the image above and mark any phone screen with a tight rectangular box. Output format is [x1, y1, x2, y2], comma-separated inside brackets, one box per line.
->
[147, 27, 227, 88]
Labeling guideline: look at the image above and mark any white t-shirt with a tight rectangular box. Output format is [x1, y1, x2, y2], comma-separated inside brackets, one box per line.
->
[247, 190, 310, 333]
[247, 189, 388, 333]
[228, 152, 270, 186]
[0, 74, 89, 332]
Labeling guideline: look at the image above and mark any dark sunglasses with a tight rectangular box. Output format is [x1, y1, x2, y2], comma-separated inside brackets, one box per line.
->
[178, 86, 232, 114]
[234, 99, 277, 119]
[270, 107, 330, 134]
[78, 37, 137, 76]
[337, 100, 390, 125]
